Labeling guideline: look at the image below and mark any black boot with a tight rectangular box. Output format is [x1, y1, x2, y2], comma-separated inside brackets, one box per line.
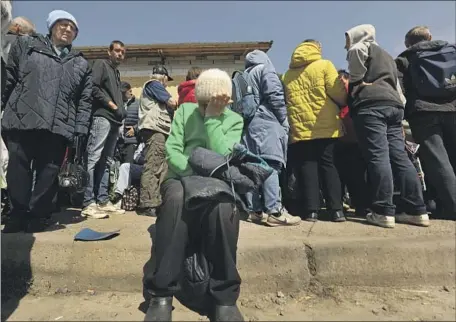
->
[355, 208, 369, 217]
[2, 212, 27, 233]
[2, 217, 26, 233]
[212, 305, 244, 322]
[332, 210, 346, 222]
[305, 212, 318, 222]
[25, 216, 52, 233]
[144, 296, 173, 322]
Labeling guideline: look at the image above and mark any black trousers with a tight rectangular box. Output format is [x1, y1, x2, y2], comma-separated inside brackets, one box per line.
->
[289, 138, 342, 212]
[409, 112, 456, 216]
[334, 141, 370, 211]
[143, 178, 241, 306]
[5, 130, 67, 218]
[117, 141, 137, 164]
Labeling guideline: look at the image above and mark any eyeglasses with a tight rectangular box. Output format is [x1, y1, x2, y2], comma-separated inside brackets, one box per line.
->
[56, 21, 77, 33]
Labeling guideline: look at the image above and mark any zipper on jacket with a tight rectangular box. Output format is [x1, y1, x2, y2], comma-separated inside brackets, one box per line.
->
[37, 49, 65, 129]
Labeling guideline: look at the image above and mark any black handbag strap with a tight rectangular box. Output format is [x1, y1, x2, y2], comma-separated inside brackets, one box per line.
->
[73, 136, 84, 165]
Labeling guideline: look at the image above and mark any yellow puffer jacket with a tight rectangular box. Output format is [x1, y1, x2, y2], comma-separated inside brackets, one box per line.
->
[282, 42, 347, 143]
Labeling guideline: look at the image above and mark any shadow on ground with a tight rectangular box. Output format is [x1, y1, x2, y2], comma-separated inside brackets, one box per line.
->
[48, 208, 86, 231]
[1, 208, 85, 320]
[138, 223, 157, 314]
[1, 232, 35, 321]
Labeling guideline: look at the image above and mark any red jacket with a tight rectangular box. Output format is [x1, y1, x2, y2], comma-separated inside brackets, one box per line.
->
[177, 80, 197, 106]
[339, 83, 358, 143]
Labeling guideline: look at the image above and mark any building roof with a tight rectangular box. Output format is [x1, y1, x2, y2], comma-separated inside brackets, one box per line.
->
[75, 41, 273, 60]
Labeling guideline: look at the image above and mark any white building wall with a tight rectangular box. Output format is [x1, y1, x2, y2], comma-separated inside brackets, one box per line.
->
[107, 55, 245, 78]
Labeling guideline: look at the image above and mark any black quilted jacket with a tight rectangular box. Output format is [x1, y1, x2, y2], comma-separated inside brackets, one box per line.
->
[1, 34, 92, 141]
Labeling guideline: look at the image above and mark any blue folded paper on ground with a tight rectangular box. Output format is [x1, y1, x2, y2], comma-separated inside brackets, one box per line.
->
[74, 228, 120, 241]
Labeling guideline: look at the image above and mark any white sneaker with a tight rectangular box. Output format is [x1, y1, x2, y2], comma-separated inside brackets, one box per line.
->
[98, 202, 125, 214]
[81, 203, 109, 219]
[396, 213, 430, 227]
[366, 212, 395, 228]
[266, 208, 301, 227]
[113, 200, 123, 210]
[247, 212, 268, 224]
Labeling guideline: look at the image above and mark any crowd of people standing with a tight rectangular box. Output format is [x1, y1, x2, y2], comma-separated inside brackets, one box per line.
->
[1, 5, 455, 321]
[1, 9, 456, 231]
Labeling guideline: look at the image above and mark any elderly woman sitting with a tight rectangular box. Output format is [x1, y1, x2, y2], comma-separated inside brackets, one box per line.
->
[143, 69, 250, 322]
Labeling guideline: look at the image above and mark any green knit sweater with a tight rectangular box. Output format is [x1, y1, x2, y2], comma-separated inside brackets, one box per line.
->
[165, 103, 244, 179]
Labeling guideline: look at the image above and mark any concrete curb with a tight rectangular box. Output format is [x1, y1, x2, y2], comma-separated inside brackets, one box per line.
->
[306, 236, 455, 287]
[2, 232, 455, 297]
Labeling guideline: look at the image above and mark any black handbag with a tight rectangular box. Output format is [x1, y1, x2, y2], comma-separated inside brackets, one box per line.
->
[58, 136, 89, 194]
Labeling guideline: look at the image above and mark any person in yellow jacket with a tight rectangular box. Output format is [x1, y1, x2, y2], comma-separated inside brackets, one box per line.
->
[282, 39, 348, 222]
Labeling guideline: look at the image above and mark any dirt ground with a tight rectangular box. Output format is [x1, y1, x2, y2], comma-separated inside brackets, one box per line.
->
[4, 285, 455, 321]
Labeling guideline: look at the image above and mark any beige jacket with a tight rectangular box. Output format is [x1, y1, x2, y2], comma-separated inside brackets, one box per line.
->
[138, 80, 172, 135]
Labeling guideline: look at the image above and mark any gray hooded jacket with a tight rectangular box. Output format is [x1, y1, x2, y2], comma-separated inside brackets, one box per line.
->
[345, 24, 405, 111]
[242, 50, 289, 166]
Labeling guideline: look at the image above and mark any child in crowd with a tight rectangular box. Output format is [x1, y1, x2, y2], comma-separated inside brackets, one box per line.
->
[110, 143, 145, 212]
[177, 66, 201, 106]
[334, 69, 369, 217]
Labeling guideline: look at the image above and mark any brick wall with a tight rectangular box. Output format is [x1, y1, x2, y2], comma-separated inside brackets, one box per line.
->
[118, 55, 245, 100]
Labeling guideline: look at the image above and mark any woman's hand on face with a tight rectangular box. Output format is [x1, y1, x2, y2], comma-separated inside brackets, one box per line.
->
[205, 93, 233, 117]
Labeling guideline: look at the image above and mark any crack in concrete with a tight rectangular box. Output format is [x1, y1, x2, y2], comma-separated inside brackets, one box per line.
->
[304, 244, 341, 301]
[304, 244, 317, 276]
[306, 221, 317, 237]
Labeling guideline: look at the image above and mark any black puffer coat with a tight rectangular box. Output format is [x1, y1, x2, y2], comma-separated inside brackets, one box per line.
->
[183, 143, 274, 212]
[1, 34, 92, 141]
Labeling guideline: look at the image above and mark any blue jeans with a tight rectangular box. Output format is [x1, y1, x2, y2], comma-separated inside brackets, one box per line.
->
[245, 160, 282, 214]
[83, 117, 119, 207]
[353, 106, 426, 216]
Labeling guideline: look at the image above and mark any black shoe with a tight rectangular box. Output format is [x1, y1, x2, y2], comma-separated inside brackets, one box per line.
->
[144, 296, 173, 322]
[137, 207, 157, 217]
[355, 208, 369, 217]
[332, 210, 346, 222]
[111, 192, 123, 205]
[305, 212, 318, 222]
[2, 217, 26, 233]
[212, 305, 244, 322]
[25, 216, 52, 233]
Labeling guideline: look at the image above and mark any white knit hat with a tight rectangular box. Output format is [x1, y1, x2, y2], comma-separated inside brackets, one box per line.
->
[195, 69, 232, 103]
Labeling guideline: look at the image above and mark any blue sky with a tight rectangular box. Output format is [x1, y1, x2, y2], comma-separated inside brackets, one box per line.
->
[13, 1, 456, 73]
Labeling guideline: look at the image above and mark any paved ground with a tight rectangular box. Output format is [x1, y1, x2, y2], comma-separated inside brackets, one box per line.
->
[2, 210, 455, 321]
[4, 286, 456, 321]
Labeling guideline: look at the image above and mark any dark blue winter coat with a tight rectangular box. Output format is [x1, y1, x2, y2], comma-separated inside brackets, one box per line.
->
[1, 34, 92, 141]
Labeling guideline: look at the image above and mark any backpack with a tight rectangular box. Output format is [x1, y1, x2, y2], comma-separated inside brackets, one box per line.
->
[229, 70, 258, 124]
[409, 44, 456, 99]
[122, 185, 140, 211]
